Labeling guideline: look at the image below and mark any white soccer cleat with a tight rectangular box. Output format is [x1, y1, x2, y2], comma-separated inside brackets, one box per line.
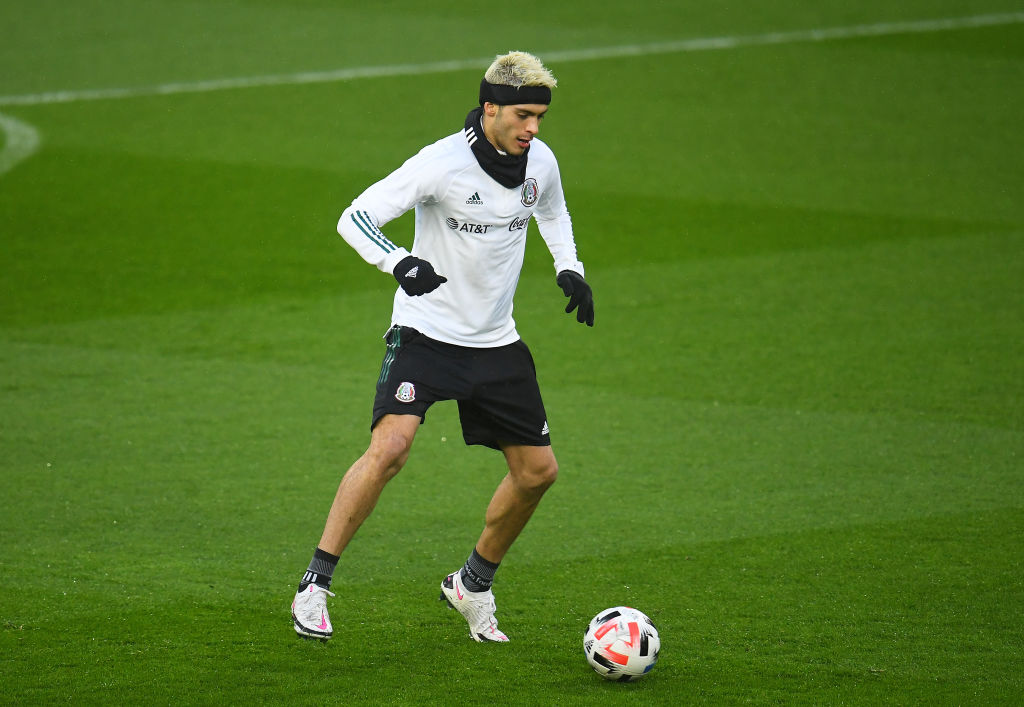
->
[292, 584, 335, 640]
[439, 570, 509, 643]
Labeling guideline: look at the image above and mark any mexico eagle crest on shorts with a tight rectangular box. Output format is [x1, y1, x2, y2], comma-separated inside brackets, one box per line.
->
[394, 381, 416, 403]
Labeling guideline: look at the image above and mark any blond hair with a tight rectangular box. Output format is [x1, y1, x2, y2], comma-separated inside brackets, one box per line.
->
[484, 51, 557, 89]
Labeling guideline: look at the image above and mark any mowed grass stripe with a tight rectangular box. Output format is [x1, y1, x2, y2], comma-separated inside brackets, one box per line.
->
[3, 237, 1019, 560]
[3, 505, 1019, 702]
[1, 12, 1021, 106]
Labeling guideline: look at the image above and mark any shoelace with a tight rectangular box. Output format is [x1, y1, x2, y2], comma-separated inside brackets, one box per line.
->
[298, 587, 335, 619]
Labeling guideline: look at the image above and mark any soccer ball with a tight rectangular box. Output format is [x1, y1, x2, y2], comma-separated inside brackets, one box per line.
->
[583, 606, 660, 681]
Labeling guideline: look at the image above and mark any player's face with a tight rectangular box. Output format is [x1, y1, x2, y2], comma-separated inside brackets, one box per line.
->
[484, 103, 548, 156]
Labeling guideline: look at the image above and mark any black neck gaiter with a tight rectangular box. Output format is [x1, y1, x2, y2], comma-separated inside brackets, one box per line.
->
[463, 107, 528, 188]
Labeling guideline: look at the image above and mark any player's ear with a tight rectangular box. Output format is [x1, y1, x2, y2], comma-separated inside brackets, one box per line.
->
[483, 101, 499, 117]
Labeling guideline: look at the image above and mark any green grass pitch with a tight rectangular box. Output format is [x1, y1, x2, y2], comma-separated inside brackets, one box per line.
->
[1, 1, 1022, 704]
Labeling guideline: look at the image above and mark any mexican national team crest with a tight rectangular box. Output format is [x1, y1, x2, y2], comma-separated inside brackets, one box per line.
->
[521, 178, 539, 207]
[395, 382, 416, 403]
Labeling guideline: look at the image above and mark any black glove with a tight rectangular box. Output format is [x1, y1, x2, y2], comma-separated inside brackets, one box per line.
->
[393, 255, 447, 296]
[556, 270, 594, 326]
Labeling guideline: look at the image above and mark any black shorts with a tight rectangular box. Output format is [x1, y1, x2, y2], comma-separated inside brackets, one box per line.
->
[372, 326, 551, 450]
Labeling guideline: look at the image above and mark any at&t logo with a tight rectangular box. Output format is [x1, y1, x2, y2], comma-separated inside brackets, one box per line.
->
[446, 217, 492, 234]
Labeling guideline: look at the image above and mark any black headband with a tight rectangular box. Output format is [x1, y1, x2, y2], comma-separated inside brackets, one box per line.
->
[479, 79, 552, 106]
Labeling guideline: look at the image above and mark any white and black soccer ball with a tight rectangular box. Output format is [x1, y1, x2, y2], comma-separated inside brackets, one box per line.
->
[583, 606, 660, 681]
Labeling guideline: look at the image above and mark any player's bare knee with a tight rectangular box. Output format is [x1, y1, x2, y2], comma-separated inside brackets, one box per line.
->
[539, 459, 558, 489]
[519, 457, 558, 492]
[367, 428, 414, 478]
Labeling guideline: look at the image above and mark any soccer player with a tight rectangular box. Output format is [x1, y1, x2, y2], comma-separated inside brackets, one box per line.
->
[291, 51, 594, 643]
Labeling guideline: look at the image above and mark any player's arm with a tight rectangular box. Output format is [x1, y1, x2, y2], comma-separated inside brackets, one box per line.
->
[533, 163, 594, 326]
[336, 150, 447, 295]
[337, 206, 410, 274]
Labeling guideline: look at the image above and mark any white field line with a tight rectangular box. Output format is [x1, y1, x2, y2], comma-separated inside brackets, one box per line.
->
[0, 12, 1022, 107]
[0, 112, 42, 175]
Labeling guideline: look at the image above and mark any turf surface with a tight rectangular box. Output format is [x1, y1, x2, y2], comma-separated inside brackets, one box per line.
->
[2, 1, 1022, 704]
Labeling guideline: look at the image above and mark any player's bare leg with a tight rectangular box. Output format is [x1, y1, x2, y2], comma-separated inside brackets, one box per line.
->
[440, 444, 557, 642]
[318, 413, 421, 555]
[476, 444, 559, 563]
[293, 413, 418, 640]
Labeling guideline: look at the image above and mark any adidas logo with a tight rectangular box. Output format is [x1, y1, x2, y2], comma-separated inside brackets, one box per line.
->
[466, 192, 484, 205]
[405, 266, 419, 278]
[541, 421, 549, 435]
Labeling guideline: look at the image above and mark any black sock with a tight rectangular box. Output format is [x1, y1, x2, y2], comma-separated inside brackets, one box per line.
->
[460, 548, 499, 592]
[298, 547, 339, 592]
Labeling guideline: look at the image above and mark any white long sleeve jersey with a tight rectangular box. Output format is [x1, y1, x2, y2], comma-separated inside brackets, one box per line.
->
[337, 128, 584, 348]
